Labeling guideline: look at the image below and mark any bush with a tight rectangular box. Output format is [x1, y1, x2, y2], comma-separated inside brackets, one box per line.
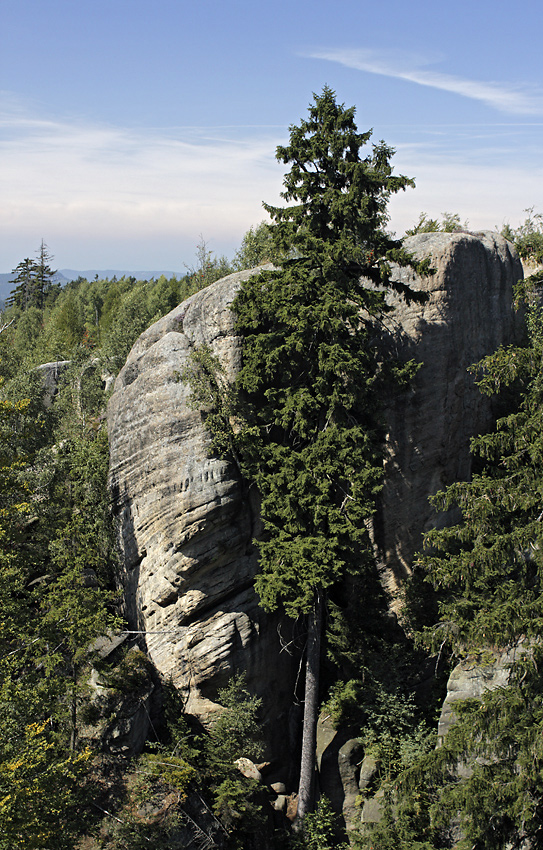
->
[501, 207, 543, 264]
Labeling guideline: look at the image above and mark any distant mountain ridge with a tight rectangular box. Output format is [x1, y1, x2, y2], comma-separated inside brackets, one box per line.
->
[0, 269, 182, 305]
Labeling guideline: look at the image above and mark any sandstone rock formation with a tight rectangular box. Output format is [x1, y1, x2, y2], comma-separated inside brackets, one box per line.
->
[377, 231, 522, 600]
[437, 645, 525, 746]
[316, 714, 364, 830]
[37, 359, 71, 407]
[107, 267, 297, 744]
[107, 233, 522, 757]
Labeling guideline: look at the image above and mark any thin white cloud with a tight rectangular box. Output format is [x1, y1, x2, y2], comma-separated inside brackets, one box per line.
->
[0, 98, 286, 267]
[302, 48, 543, 115]
[388, 146, 543, 235]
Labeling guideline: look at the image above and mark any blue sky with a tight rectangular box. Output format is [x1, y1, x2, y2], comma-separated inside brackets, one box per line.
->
[1, 0, 542, 272]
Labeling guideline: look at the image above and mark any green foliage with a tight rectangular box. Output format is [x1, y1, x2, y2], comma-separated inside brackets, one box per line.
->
[325, 678, 435, 786]
[0, 240, 242, 847]
[229, 87, 426, 618]
[405, 211, 467, 235]
[359, 693, 434, 784]
[0, 721, 92, 850]
[420, 300, 543, 654]
[5, 258, 38, 311]
[501, 206, 543, 264]
[0, 338, 122, 844]
[179, 89, 429, 828]
[201, 674, 270, 844]
[40, 288, 85, 356]
[5, 241, 59, 312]
[184, 235, 234, 289]
[371, 653, 543, 850]
[354, 790, 435, 850]
[0, 307, 44, 377]
[378, 296, 543, 847]
[298, 797, 348, 850]
[212, 775, 265, 834]
[160, 679, 203, 763]
[206, 673, 264, 769]
[97, 649, 153, 695]
[180, 343, 244, 471]
[138, 751, 196, 802]
[0, 261, 213, 379]
[95, 758, 198, 850]
[232, 221, 282, 269]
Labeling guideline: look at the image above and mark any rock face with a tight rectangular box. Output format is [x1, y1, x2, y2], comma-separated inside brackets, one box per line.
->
[316, 714, 364, 831]
[107, 267, 297, 742]
[437, 645, 525, 746]
[37, 359, 71, 407]
[376, 231, 522, 600]
[107, 234, 522, 749]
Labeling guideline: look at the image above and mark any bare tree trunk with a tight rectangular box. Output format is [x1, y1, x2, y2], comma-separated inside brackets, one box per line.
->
[69, 668, 78, 751]
[296, 591, 323, 826]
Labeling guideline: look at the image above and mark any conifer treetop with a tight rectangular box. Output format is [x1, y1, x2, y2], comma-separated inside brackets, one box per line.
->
[263, 85, 424, 298]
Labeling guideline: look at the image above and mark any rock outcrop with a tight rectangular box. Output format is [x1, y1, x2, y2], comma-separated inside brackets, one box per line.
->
[437, 645, 525, 746]
[107, 267, 297, 746]
[107, 233, 522, 754]
[37, 359, 71, 406]
[377, 231, 522, 600]
[316, 715, 365, 830]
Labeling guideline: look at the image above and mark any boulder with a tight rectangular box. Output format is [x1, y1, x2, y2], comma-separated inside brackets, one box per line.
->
[358, 754, 377, 790]
[270, 781, 287, 795]
[438, 644, 525, 745]
[83, 641, 158, 757]
[361, 788, 385, 824]
[272, 794, 288, 813]
[37, 359, 71, 407]
[316, 714, 364, 830]
[234, 757, 262, 782]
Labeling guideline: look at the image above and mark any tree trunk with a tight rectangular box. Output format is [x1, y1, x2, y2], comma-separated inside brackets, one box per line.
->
[296, 591, 323, 825]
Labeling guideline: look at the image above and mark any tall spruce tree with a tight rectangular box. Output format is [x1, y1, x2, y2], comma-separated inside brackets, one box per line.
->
[33, 240, 58, 310]
[6, 242, 57, 312]
[421, 289, 543, 653]
[227, 87, 427, 823]
[6, 258, 36, 311]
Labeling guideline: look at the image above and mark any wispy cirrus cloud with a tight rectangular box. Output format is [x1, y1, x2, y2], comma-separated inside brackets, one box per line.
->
[0, 94, 286, 267]
[301, 48, 543, 115]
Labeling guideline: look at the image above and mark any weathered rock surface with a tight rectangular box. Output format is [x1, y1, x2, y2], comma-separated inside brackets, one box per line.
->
[234, 757, 263, 782]
[107, 267, 297, 740]
[84, 639, 157, 757]
[37, 359, 71, 406]
[107, 233, 522, 757]
[316, 715, 362, 829]
[438, 645, 525, 745]
[377, 231, 522, 600]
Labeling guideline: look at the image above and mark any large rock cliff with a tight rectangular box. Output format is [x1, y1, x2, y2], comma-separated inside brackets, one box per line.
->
[376, 230, 523, 599]
[107, 267, 298, 744]
[107, 232, 522, 733]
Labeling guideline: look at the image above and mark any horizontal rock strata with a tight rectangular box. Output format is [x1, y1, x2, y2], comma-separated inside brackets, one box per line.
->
[107, 267, 296, 731]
